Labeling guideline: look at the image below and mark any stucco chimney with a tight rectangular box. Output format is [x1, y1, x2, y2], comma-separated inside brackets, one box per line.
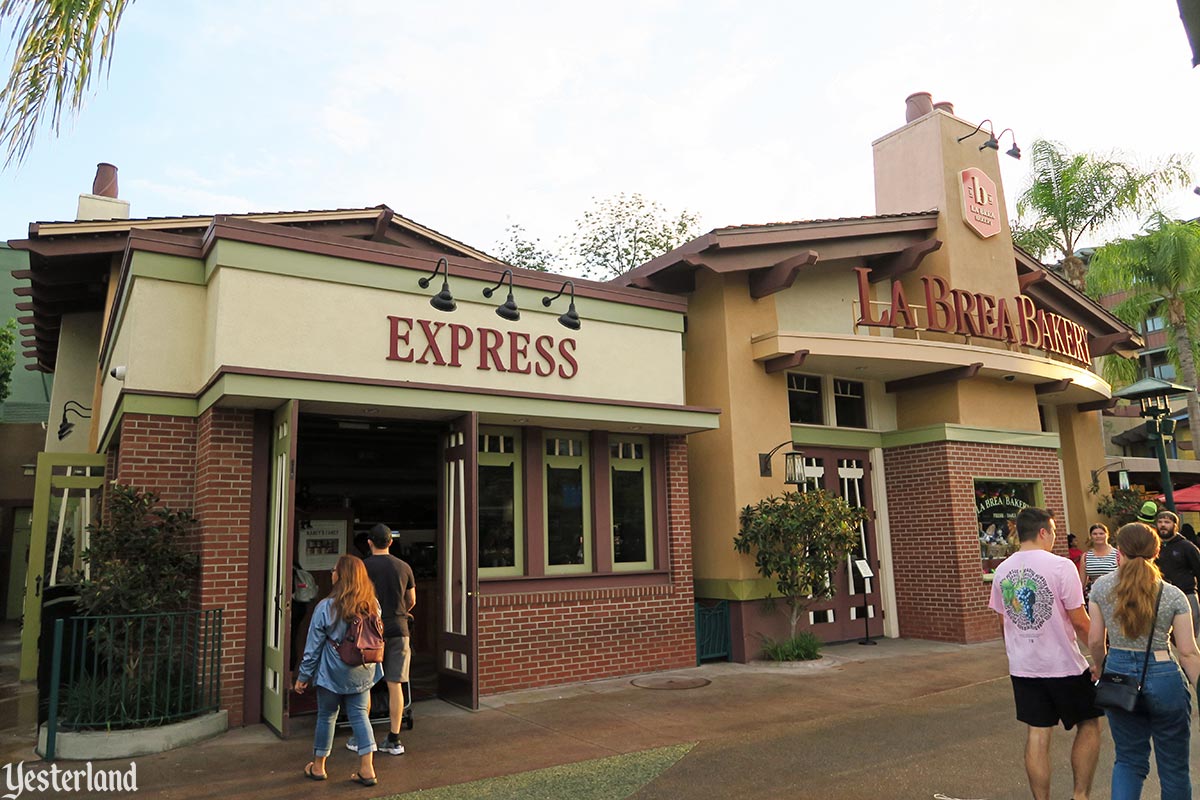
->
[77, 162, 130, 221]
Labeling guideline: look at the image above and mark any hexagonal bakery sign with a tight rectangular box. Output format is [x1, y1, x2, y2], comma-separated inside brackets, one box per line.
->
[960, 167, 1000, 239]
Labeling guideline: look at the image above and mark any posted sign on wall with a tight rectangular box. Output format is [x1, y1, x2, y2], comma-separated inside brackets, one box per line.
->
[960, 167, 1000, 239]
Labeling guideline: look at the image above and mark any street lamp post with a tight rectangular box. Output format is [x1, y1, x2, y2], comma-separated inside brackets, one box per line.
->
[1112, 377, 1195, 514]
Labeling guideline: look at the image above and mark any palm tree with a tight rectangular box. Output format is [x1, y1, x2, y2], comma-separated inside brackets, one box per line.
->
[1012, 139, 1191, 292]
[0, 0, 131, 166]
[1088, 214, 1200, 451]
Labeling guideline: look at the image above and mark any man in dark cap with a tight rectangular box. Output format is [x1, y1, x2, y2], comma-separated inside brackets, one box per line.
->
[1149, 506, 1200, 637]
[358, 523, 416, 755]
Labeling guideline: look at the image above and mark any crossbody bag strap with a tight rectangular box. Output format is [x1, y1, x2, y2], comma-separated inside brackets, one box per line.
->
[1136, 584, 1165, 691]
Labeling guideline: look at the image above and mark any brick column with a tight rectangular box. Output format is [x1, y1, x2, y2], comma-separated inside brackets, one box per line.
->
[883, 440, 1065, 643]
[193, 408, 255, 727]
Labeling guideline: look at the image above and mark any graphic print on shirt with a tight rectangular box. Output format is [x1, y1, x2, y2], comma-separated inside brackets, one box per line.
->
[999, 568, 1053, 630]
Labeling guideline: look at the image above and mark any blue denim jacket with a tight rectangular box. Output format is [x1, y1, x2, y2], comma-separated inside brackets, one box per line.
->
[297, 597, 384, 694]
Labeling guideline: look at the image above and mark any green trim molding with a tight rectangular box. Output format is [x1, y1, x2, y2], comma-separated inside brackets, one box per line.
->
[880, 424, 1060, 450]
[693, 577, 779, 602]
[790, 424, 882, 449]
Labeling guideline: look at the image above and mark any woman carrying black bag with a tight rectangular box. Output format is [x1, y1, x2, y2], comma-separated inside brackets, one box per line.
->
[1087, 522, 1200, 799]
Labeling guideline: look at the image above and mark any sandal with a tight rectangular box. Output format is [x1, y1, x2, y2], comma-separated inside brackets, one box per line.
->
[304, 762, 328, 781]
[350, 772, 378, 787]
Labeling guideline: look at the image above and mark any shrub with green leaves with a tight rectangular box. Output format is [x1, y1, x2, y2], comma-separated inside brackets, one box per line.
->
[76, 483, 199, 615]
[761, 632, 822, 662]
[734, 489, 868, 640]
[1096, 486, 1153, 527]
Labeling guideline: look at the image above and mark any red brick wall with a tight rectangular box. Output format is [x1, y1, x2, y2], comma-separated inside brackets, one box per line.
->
[477, 435, 696, 694]
[108, 410, 255, 726]
[883, 440, 1065, 643]
[192, 408, 255, 726]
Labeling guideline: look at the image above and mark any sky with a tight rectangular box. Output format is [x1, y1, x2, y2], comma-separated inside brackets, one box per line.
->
[0, 0, 1198, 270]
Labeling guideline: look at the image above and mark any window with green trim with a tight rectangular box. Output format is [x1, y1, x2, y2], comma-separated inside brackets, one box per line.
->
[478, 428, 523, 576]
[610, 435, 652, 570]
[544, 432, 591, 573]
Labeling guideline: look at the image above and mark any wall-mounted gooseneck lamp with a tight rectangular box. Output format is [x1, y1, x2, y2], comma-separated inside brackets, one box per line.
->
[417, 257, 456, 312]
[541, 280, 581, 330]
[57, 400, 92, 441]
[957, 119, 1021, 160]
[758, 440, 806, 485]
[482, 269, 520, 321]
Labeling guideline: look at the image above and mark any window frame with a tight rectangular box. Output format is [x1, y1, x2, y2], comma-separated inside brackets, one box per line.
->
[542, 430, 593, 575]
[609, 434, 654, 572]
[478, 426, 524, 578]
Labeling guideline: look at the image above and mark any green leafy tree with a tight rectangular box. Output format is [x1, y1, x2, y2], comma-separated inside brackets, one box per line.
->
[566, 192, 700, 280]
[76, 483, 198, 615]
[495, 222, 554, 272]
[0, 0, 132, 165]
[733, 489, 868, 640]
[0, 318, 15, 405]
[1096, 485, 1154, 527]
[1012, 139, 1190, 292]
[1088, 214, 1200, 449]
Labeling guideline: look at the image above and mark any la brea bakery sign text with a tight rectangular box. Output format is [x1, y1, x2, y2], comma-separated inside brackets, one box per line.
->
[854, 268, 1092, 367]
[386, 316, 579, 378]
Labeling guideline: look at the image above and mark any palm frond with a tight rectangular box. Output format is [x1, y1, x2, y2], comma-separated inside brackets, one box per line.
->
[0, 0, 131, 166]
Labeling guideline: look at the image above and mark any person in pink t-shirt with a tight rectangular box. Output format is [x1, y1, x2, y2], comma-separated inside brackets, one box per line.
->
[988, 507, 1102, 800]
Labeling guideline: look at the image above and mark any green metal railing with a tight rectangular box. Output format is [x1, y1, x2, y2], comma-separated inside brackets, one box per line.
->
[45, 610, 223, 760]
[695, 600, 730, 664]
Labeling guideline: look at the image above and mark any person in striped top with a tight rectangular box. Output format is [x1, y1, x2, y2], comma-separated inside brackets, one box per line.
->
[1078, 523, 1119, 600]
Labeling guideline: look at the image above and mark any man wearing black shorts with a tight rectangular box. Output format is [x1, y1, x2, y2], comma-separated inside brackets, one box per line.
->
[363, 523, 416, 756]
[988, 507, 1101, 800]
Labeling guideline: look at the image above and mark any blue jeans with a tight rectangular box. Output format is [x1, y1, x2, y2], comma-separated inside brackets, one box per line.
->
[1103, 648, 1192, 799]
[314, 686, 376, 757]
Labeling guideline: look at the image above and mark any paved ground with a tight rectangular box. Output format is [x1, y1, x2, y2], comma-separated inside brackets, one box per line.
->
[2, 629, 1196, 799]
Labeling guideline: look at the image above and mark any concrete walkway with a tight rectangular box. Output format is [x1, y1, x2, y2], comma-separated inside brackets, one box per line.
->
[2, 632, 1192, 799]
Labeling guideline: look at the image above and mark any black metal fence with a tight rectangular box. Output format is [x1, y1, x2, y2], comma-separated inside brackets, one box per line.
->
[44, 609, 223, 760]
[695, 600, 730, 663]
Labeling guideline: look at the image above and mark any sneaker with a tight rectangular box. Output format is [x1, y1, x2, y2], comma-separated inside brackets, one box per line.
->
[382, 738, 405, 756]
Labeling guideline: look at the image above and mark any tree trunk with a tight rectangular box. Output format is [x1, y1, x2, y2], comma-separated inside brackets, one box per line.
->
[788, 602, 801, 640]
[1168, 298, 1200, 457]
[1061, 254, 1087, 293]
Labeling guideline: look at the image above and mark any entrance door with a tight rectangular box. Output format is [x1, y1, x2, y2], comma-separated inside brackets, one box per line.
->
[799, 448, 883, 642]
[438, 413, 478, 709]
[263, 401, 297, 734]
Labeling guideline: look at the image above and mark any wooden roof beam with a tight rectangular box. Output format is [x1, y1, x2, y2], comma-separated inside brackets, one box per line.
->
[1090, 332, 1140, 357]
[749, 251, 819, 299]
[866, 238, 942, 284]
[1036, 378, 1073, 395]
[886, 362, 982, 394]
[763, 350, 810, 374]
[1078, 398, 1119, 413]
[1018, 271, 1046, 291]
[370, 208, 395, 242]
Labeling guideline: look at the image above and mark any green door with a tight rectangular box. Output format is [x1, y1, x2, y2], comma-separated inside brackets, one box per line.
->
[4, 507, 32, 621]
[263, 401, 297, 734]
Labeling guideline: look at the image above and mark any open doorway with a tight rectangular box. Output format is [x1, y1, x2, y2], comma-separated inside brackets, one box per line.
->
[287, 414, 440, 720]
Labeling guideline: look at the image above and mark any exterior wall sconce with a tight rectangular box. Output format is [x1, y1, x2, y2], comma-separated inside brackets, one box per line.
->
[417, 257, 456, 312]
[542, 280, 581, 330]
[758, 440, 806, 485]
[57, 400, 92, 441]
[21, 463, 36, 477]
[482, 269, 520, 321]
[957, 119, 1021, 160]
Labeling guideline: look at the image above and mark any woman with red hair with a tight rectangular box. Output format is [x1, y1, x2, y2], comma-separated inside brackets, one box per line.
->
[295, 554, 383, 786]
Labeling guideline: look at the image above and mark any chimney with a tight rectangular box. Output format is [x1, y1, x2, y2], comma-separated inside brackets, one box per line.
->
[77, 162, 130, 221]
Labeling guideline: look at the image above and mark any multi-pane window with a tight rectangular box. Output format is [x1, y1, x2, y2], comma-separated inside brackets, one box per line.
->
[787, 374, 824, 425]
[544, 432, 591, 573]
[833, 379, 868, 429]
[610, 436, 652, 570]
[478, 428, 522, 576]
